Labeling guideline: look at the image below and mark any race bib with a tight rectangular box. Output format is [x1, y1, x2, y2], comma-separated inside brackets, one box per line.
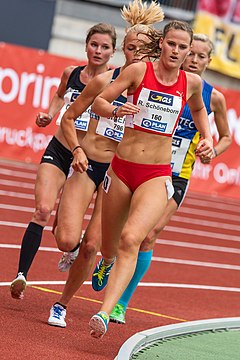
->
[55, 90, 90, 132]
[96, 100, 125, 142]
[171, 135, 191, 175]
[103, 172, 111, 193]
[133, 87, 182, 135]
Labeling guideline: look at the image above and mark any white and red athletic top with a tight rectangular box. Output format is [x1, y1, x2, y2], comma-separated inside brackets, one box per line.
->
[125, 62, 187, 136]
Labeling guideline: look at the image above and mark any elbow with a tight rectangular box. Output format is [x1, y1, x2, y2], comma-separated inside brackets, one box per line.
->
[61, 111, 75, 131]
[223, 133, 232, 147]
[226, 135, 232, 148]
[60, 115, 66, 131]
[91, 97, 99, 114]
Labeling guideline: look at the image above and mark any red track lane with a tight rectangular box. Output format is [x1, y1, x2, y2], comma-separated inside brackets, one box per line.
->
[1, 159, 240, 360]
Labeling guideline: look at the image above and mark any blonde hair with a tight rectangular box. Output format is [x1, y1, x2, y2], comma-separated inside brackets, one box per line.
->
[193, 33, 214, 56]
[121, 0, 164, 39]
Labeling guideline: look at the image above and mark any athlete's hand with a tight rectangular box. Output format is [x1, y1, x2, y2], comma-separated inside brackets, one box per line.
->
[114, 103, 140, 118]
[36, 112, 52, 127]
[71, 147, 88, 173]
[195, 138, 213, 161]
[200, 155, 212, 164]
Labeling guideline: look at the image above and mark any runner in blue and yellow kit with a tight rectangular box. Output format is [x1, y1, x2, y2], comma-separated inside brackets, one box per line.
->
[109, 33, 232, 325]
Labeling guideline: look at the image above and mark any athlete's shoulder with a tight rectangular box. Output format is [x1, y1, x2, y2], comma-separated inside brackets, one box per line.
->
[185, 71, 201, 83]
[186, 72, 202, 93]
[123, 61, 147, 74]
[210, 87, 226, 111]
[61, 65, 78, 81]
[92, 69, 115, 87]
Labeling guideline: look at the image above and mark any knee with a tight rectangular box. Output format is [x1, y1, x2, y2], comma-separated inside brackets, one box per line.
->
[57, 239, 73, 252]
[140, 228, 159, 251]
[33, 205, 52, 225]
[120, 231, 140, 254]
[56, 229, 78, 252]
[81, 240, 99, 260]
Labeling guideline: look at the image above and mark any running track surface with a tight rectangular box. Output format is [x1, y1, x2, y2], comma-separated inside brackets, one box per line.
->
[1, 158, 240, 360]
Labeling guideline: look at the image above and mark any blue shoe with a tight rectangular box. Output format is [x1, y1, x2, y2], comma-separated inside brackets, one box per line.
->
[92, 258, 115, 291]
[89, 311, 109, 338]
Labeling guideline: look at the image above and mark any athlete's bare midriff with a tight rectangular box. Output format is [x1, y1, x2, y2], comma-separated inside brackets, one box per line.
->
[116, 127, 172, 164]
[81, 119, 117, 163]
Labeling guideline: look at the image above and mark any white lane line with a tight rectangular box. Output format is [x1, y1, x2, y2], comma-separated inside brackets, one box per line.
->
[0, 168, 36, 179]
[178, 206, 240, 222]
[171, 215, 240, 231]
[0, 217, 91, 230]
[0, 244, 60, 252]
[5, 239, 239, 256]
[1, 186, 239, 217]
[0, 281, 240, 293]
[3, 241, 240, 256]
[152, 256, 240, 270]
[165, 225, 240, 242]
[138, 283, 240, 292]
[0, 215, 240, 242]
[2, 202, 239, 232]
[184, 198, 240, 213]
[0, 179, 34, 189]
[187, 191, 239, 206]
[0, 219, 239, 242]
[0, 204, 57, 215]
[1, 243, 239, 271]
[0, 190, 34, 200]
[156, 239, 240, 254]
[0, 160, 38, 171]
[0, 204, 35, 212]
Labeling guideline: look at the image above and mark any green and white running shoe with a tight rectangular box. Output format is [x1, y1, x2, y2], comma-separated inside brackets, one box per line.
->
[109, 303, 126, 324]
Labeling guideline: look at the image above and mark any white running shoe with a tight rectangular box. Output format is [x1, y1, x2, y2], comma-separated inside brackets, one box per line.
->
[48, 304, 66, 328]
[58, 248, 79, 272]
[10, 272, 27, 300]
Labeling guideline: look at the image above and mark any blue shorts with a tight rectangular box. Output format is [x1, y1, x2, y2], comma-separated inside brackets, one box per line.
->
[87, 158, 110, 189]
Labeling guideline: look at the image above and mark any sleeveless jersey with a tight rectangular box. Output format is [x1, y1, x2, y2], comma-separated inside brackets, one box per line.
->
[125, 62, 187, 136]
[56, 66, 91, 132]
[171, 80, 213, 179]
[95, 67, 127, 142]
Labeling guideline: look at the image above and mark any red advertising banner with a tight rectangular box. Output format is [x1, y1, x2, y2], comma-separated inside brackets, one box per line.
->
[0, 43, 239, 199]
[0, 42, 82, 163]
[189, 86, 240, 199]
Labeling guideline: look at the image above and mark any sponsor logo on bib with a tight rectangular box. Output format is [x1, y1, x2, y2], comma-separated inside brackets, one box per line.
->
[172, 136, 182, 147]
[104, 128, 123, 141]
[148, 91, 173, 106]
[141, 118, 167, 132]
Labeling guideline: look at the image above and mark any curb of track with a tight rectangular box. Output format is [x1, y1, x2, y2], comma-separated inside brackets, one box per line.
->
[115, 317, 240, 359]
